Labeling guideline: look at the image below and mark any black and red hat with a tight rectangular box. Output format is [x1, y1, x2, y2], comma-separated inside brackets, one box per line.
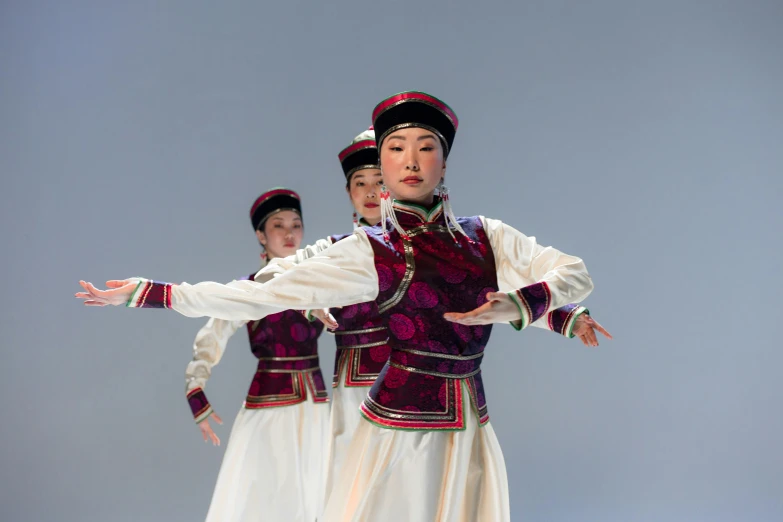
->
[249, 187, 301, 231]
[371, 91, 459, 158]
[338, 128, 379, 181]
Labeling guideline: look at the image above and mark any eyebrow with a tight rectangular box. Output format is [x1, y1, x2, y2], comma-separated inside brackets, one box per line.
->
[386, 133, 438, 141]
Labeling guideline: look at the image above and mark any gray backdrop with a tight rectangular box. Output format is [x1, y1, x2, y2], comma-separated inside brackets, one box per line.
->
[2, 0, 781, 521]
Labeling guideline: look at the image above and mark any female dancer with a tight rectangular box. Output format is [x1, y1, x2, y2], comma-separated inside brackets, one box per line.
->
[181, 188, 328, 522]
[289, 128, 612, 509]
[77, 92, 598, 521]
[320, 128, 391, 501]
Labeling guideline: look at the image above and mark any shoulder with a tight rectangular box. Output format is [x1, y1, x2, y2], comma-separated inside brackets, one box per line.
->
[456, 215, 485, 231]
[358, 223, 384, 243]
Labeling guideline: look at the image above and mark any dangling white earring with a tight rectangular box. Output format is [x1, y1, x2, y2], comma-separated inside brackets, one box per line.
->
[379, 182, 407, 242]
[437, 179, 472, 244]
[437, 179, 449, 199]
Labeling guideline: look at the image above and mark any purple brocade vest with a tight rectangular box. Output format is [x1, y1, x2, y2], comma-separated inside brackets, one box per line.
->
[243, 272, 327, 409]
[330, 301, 390, 388]
[359, 200, 497, 430]
[328, 233, 392, 389]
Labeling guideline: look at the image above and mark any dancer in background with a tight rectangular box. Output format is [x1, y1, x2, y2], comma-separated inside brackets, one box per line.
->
[182, 188, 328, 522]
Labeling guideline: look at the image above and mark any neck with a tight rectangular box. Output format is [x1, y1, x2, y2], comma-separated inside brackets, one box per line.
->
[391, 192, 436, 207]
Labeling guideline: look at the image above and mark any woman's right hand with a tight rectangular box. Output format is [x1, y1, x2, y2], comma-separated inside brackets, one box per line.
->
[198, 412, 223, 446]
[310, 308, 339, 330]
[75, 280, 138, 306]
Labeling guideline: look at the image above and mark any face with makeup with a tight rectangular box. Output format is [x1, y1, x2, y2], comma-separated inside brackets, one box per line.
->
[255, 210, 303, 259]
[346, 168, 383, 225]
[379, 127, 446, 205]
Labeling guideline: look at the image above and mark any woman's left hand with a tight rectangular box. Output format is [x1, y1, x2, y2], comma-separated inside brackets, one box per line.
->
[572, 314, 613, 347]
[75, 280, 137, 306]
[443, 292, 520, 325]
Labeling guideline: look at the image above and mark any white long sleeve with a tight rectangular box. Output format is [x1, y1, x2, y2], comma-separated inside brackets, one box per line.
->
[169, 231, 379, 321]
[185, 317, 246, 393]
[253, 237, 335, 283]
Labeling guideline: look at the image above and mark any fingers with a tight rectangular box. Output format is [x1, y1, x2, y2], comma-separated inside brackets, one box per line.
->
[443, 312, 467, 323]
[81, 281, 109, 298]
[485, 291, 513, 304]
[78, 281, 98, 298]
[313, 309, 339, 329]
[84, 300, 108, 306]
[443, 312, 478, 325]
[106, 280, 130, 288]
[577, 333, 590, 347]
[586, 328, 599, 347]
[324, 313, 339, 330]
[444, 304, 486, 325]
[80, 281, 98, 293]
[203, 426, 220, 446]
[211, 412, 223, 425]
[591, 319, 613, 340]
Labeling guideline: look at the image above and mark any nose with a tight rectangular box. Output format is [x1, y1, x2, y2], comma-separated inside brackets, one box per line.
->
[404, 148, 419, 171]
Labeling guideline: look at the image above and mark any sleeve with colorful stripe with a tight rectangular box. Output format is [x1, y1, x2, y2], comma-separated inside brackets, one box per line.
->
[126, 279, 174, 309]
[186, 388, 213, 423]
[507, 283, 589, 337]
[528, 303, 590, 337]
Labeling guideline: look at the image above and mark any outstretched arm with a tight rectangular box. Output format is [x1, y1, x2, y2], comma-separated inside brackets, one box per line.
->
[252, 236, 336, 284]
[76, 231, 379, 322]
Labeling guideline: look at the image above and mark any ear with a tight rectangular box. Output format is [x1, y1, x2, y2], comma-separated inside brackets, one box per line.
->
[255, 229, 266, 245]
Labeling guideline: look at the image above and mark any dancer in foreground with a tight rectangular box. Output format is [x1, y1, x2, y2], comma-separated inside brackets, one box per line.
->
[77, 91, 599, 521]
[270, 127, 612, 509]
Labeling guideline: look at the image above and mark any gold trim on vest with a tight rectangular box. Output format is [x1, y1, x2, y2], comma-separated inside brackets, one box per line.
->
[335, 326, 387, 335]
[256, 367, 321, 374]
[388, 360, 481, 379]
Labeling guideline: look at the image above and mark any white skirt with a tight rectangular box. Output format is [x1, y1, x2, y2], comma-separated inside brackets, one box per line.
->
[322, 382, 510, 522]
[205, 398, 329, 522]
[323, 383, 367, 506]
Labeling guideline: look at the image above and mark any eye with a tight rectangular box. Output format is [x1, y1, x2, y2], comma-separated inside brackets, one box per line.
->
[376, 180, 383, 186]
[389, 145, 403, 152]
[294, 224, 302, 229]
[420, 145, 434, 151]
[356, 182, 365, 187]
